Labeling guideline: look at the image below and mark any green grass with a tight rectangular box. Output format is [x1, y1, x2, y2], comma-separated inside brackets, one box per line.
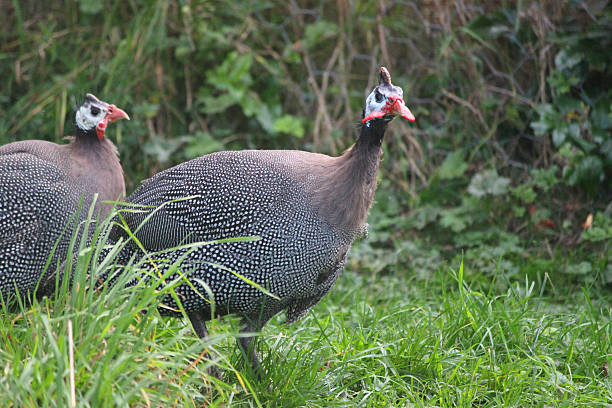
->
[1, 3, 611, 405]
[1, 227, 610, 407]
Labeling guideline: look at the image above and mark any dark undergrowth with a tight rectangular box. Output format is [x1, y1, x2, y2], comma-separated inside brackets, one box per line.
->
[0, 0, 610, 406]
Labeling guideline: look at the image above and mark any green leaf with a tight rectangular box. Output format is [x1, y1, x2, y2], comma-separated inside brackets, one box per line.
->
[531, 104, 556, 136]
[183, 132, 224, 159]
[554, 49, 582, 70]
[552, 125, 568, 147]
[407, 205, 440, 230]
[511, 184, 536, 203]
[142, 135, 192, 163]
[438, 150, 468, 179]
[531, 119, 550, 136]
[273, 115, 305, 138]
[200, 92, 241, 114]
[468, 169, 510, 197]
[513, 206, 526, 217]
[132, 102, 160, 119]
[252, 100, 275, 133]
[239, 92, 260, 118]
[548, 70, 580, 94]
[206, 52, 253, 92]
[303, 21, 338, 50]
[565, 155, 603, 186]
[79, 0, 103, 14]
[600, 139, 612, 166]
[581, 213, 612, 242]
[604, 264, 612, 284]
[531, 166, 559, 191]
[440, 207, 470, 233]
[563, 262, 592, 276]
[591, 103, 611, 130]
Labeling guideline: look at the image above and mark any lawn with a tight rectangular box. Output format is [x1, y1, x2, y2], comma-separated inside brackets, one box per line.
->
[0, 226, 610, 407]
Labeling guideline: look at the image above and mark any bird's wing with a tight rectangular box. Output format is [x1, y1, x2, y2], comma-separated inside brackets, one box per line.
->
[0, 150, 83, 232]
[0, 151, 80, 279]
[115, 152, 294, 251]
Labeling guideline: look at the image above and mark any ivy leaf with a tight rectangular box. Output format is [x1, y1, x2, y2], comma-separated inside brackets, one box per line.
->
[591, 103, 611, 130]
[555, 49, 582, 70]
[565, 155, 603, 186]
[552, 124, 568, 147]
[530, 104, 556, 136]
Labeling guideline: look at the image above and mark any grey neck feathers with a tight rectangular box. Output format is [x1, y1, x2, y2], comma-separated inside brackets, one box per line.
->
[312, 119, 388, 235]
[65, 129, 124, 212]
[74, 124, 99, 143]
[69, 127, 120, 161]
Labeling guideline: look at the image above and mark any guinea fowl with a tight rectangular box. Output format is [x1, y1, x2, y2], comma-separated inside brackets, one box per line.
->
[0, 94, 129, 304]
[108, 67, 414, 373]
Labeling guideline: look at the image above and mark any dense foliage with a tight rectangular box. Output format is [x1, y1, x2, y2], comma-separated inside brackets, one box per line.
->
[1, 0, 610, 301]
[1, 1, 611, 406]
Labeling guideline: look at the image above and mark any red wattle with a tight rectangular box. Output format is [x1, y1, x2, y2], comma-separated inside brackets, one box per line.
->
[96, 119, 108, 140]
[361, 110, 387, 123]
[394, 100, 415, 121]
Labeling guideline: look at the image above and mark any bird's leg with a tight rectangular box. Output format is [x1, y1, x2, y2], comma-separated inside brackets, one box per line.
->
[238, 318, 264, 377]
[188, 310, 209, 338]
[187, 310, 221, 378]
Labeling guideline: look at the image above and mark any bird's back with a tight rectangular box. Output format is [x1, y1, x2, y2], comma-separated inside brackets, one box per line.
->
[112, 150, 353, 322]
[0, 142, 84, 299]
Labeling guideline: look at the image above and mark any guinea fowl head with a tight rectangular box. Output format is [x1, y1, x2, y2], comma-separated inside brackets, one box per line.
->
[362, 67, 415, 125]
[75, 93, 129, 140]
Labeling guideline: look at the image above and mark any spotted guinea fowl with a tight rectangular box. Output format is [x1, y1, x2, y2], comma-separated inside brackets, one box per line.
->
[108, 67, 414, 373]
[0, 94, 129, 304]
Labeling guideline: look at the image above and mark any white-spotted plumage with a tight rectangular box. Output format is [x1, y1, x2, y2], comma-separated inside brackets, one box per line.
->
[106, 67, 414, 373]
[110, 150, 350, 323]
[0, 94, 127, 303]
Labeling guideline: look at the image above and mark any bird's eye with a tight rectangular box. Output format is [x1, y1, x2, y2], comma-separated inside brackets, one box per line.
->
[90, 106, 101, 116]
[375, 90, 384, 103]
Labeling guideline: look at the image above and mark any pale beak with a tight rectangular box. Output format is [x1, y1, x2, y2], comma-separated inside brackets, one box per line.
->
[388, 98, 415, 121]
[96, 104, 130, 140]
[106, 104, 130, 122]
